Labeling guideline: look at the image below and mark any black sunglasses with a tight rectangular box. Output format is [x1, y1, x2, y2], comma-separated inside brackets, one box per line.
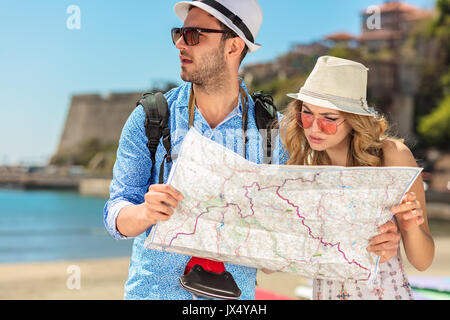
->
[171, 27, 233, 46]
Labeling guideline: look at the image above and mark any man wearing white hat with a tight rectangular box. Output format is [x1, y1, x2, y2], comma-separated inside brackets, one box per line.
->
[104, 0, 285, 300]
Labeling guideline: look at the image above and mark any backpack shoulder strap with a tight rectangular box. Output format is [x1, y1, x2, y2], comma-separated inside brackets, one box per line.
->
[251, 91, 279, 164]
[137, 92, 171, 180]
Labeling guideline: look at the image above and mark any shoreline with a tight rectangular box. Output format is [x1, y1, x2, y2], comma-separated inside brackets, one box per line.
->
[1, 236, 449, 300]
[0, 257, 131, 300]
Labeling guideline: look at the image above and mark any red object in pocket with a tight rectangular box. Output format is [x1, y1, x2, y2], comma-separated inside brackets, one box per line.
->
[184, 257, 226, 275]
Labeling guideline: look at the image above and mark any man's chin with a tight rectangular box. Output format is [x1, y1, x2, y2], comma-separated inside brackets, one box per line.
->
[180, 70, 192, 83]
[180, 72, 203, 85]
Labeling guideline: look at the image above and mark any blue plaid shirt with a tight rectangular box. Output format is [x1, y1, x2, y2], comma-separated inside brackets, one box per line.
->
[103, 80, 287, 299]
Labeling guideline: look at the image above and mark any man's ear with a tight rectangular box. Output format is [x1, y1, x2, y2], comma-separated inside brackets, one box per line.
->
[226, 37, 245, 60]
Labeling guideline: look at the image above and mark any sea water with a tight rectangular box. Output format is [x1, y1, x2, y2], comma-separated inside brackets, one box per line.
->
[0, 189, 133, 263]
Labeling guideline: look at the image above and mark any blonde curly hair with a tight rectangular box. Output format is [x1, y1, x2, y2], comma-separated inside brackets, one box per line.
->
[279, 99, 401, 167]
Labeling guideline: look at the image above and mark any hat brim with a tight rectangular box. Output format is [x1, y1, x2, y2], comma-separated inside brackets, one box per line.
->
[287, 93, 373, 116]
[174, 1, 261, 52]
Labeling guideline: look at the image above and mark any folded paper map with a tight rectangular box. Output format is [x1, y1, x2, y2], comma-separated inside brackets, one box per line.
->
[144, 128, 422, 281]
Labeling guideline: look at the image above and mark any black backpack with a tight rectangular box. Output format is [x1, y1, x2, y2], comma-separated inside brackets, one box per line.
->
[136, 91, 279, 184]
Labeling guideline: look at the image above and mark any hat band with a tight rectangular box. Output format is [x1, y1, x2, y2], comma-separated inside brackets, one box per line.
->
[193, 0, 255, 43]
[300, 88, 371, 113]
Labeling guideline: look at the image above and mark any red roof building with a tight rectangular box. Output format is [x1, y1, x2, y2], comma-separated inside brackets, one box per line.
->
[359, 1, 434, 51]
[325, 32, 358, 42]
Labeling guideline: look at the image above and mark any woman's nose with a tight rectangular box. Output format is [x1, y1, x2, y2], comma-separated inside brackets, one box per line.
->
[310, 117, 322, 132]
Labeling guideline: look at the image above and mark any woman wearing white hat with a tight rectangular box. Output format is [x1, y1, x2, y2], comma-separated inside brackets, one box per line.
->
[280, 56, 435, 300]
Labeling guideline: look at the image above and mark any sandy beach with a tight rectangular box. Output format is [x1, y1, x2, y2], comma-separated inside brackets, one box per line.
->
[1, 236, 449, 300]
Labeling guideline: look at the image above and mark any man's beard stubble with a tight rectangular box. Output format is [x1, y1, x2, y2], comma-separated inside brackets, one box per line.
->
[180, 43, 228, 93]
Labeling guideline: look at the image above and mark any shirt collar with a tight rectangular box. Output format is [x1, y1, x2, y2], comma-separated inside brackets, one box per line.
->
[175, 79, 250, 117]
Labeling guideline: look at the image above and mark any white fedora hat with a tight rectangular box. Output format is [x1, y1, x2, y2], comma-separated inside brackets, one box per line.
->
[174, 0, 263, 52]
[287, 56, 376, 116]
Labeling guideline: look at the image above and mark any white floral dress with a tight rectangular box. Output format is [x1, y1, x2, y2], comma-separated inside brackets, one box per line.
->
[313, 250, 414, 300]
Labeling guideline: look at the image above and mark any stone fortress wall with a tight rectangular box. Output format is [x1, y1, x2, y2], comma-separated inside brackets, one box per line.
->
[54, 92, 142, 157]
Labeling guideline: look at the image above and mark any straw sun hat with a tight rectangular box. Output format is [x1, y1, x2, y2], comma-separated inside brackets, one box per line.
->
[174, 0, 263, 52]
[287, 56, 377, 116]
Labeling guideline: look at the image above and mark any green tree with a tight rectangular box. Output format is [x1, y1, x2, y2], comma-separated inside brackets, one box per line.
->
[414, 0, 450, 149]
[248, 74, 306, 112]
[418, 95, 450, 149]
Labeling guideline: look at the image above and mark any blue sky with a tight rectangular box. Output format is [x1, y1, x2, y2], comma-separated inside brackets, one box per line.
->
[0, 0, 435, 165]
